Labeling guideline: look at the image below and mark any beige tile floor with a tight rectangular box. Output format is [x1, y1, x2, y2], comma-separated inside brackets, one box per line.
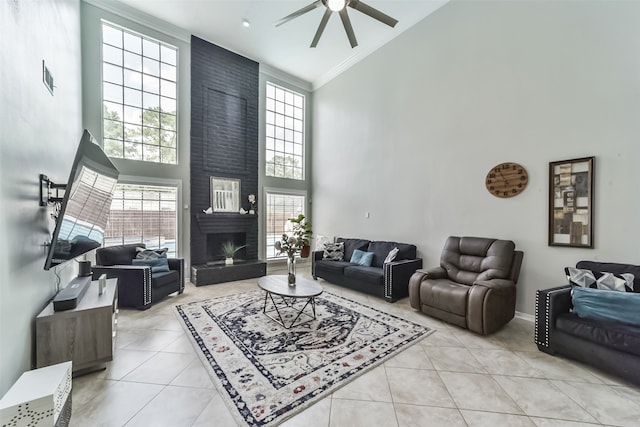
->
[70, 268, 640, 426]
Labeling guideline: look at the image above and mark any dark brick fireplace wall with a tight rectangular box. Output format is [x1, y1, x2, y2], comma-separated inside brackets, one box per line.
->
[190, 36, 259, 267]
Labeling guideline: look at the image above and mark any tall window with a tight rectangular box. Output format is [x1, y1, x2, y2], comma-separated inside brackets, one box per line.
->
[265, 191, 305, 259]
[265, 83, 304, 180]
[101, 22, 178, 164]
[104, 184, 178, 257]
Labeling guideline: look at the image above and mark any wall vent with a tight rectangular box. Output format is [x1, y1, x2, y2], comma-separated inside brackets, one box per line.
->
[42, 60, 54, 95]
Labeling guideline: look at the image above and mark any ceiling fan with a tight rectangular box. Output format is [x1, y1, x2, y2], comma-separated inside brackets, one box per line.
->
[275, 0, 398, 48]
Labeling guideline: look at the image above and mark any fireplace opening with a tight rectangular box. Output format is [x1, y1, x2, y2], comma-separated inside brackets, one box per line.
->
[207, 232, 247, 264]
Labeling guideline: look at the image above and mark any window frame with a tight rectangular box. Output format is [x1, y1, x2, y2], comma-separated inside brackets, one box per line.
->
[264, 81, 305, 181]
[100, 20, 179, 165]
[104, 176, 182, 258]
[263, 187, 307, 261]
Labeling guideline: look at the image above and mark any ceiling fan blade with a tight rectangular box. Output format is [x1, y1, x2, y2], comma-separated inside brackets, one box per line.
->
[349, 0, 398, 28]
[275, 0, 323, 27]
[310, 8, 332, 48]
[339, 9, 358, 48]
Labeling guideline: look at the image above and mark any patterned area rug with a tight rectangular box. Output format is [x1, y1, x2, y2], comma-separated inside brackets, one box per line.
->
[174, 289, 431, 427]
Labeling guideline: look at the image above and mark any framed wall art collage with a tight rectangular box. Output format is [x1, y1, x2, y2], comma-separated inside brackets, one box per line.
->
[548, 157, 595, 248]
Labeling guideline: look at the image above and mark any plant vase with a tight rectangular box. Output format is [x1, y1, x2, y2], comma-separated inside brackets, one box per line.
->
[287, 256, 296, 286]
[300, 244, 311, 258]
[225, 257, 233, 265]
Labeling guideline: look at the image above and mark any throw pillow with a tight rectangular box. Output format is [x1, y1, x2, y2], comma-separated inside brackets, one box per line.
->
[350, 249, 366, 264]
[323, 242, 344, 261]
[132, 258, 170, 273]
[565, 267, 634, 292]
[315, 235, 334, 252]
[565, 267, 597, 288]
[572, 286, 640, 327]
[384, 247, 399, 264]
[596, 272, 635, 292]
[357, 251, 374, 267]
[136, 247, 168, 260]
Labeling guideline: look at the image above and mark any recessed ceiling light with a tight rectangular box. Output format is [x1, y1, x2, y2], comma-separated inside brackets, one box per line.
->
[242, 19, 250, 27]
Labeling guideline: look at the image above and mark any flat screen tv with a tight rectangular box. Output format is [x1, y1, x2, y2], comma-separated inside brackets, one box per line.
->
[44, 130, 119, 270]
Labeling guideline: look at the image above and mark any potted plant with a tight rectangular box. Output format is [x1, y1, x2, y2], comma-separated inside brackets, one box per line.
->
[221, 241, 247, 265]
[289, 214, 313, 258]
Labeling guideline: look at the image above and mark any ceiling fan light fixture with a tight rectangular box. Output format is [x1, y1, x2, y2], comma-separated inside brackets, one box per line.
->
[276, 0, 397, 48]
[327, 0, 346, 12]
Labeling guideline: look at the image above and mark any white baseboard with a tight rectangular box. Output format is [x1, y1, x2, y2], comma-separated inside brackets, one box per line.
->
[515, 311, 534, 322]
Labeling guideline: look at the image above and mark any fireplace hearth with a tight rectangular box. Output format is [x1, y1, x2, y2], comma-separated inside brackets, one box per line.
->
[191, 260, 266, 286]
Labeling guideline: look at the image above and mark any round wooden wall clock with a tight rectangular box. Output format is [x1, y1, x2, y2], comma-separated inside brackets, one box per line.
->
[485, 162, 528, 198]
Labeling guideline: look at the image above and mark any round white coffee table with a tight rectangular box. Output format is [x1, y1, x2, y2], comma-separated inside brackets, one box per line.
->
[258, 275, 323, 328]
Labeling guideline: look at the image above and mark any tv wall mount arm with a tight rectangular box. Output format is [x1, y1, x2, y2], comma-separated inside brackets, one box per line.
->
[39, 174, 67, 207]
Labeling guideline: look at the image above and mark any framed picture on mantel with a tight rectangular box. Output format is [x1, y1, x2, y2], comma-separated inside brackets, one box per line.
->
[548, 156, 594, 248]
[210, 177, 240, 213]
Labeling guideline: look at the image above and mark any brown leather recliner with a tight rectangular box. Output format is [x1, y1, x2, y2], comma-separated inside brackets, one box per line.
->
[409, 236, 524, 335]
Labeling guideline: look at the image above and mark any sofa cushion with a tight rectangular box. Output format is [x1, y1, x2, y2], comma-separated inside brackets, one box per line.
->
[565, 267, 597, 288]
[96, 244, 142, 266]
[571, 286, 640, 327]
[368, 241, 396, 268]
[420, 279, 469, 316]
[441, 237, 514, 285]
[350, 249, 365, 264]
[323, 242, 344, 261]
[315, 260, 352, 275]
[337, 238, 370, 263]
[343, 266, 383, 286]
[577, 261, 640, 293]
[136, 247, 168, 259]
[596, 272, 635, 292]
[151, 270, 179, 289]
[359, 252, 374, 267]
[395, 243, 417, 261]
[132, 258, 170, 274]
[556, 312, 640, 357]
[384, 247, 399, 264]
[566, 267, 634, 292]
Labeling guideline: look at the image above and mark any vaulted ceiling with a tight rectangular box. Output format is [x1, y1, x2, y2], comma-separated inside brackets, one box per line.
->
[108, 0, 448, 88]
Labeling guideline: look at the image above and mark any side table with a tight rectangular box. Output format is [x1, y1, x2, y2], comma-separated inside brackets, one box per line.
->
[0, 361, 72, 426]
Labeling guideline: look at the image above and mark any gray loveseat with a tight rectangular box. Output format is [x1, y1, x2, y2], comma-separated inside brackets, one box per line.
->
[535, 261, 640, 385]
[312, 237, 422, 302]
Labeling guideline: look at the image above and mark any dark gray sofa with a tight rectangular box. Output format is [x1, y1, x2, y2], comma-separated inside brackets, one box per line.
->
[535, 261, 640, 385]
[312, 237, 422, 302]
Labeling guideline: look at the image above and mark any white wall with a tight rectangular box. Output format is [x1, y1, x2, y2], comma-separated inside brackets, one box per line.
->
[312, 0, 640, 315]
[0, 0, 82, 394]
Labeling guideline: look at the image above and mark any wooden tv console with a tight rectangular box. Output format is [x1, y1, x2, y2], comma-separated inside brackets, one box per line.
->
[36, 278, 118, 375]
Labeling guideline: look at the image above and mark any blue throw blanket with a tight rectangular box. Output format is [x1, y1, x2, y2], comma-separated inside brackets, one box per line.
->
[572, 286, 640, 327]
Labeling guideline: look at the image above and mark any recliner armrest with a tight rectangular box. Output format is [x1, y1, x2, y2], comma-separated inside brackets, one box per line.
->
[535, 285, 572, 350]
[408, 266, 446, 309]
[415, 266, 447, 280]
[473, 278, 515, 292]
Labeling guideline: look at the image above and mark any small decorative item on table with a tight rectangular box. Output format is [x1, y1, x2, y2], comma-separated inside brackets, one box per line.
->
[274, 215, 314, 285]
[248, 194, 256, 215]
[286, 254, 296, 284]
[274, 234, 300, 286]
